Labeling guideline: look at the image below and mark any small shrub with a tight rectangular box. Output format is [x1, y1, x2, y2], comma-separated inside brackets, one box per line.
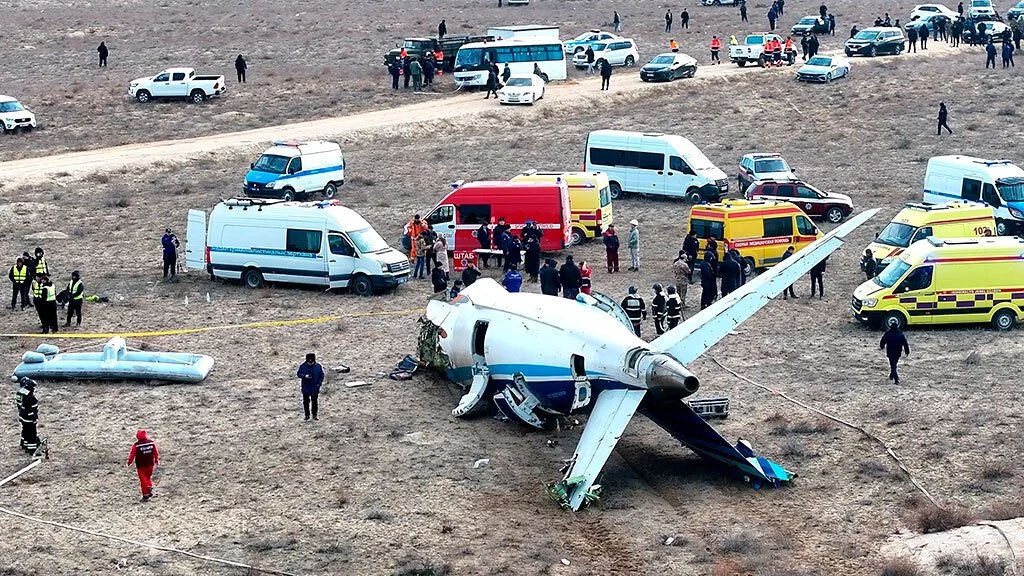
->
[718, 528, 761, 555]
[996, 107, 1017, 117]
[934, 553, 1005, 576]
[394, 562, 451, 576]
[349, 175, 376, 187]
[912, 504, 976, 533]
[366, 509, 393, 522]
[106, 197, 132, 208]
[334, 487, 349, 507]
[983, 499, 1024, 521]
[88, 172, 110, 184]
[894, 138, 912, 150]
[880, 556, 924, 576]
[779, 439, 805, 457]
[856, 460, 892, 478]
[980, 461, 1014, 480]
[789, 418, 836, 434]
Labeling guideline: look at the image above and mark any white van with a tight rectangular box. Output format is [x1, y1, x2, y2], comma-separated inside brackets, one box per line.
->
[243, 141, 345, 201]
[583, 130, 729, 202]
[185, 198, 410, 296]
[923, 155, 1024, 235]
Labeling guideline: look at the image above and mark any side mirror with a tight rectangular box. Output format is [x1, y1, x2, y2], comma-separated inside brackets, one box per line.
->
[875, 231, 880, 239]
[250, 163, 255, 169]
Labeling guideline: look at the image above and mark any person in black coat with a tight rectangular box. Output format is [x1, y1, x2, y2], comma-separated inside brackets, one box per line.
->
[559, 256, 582, 299]
[461, 263, 481, 287]
[920, 22, 929, 49]
[476, 223, 492, 267]
[493, 219, 510, 269]
[539, 259, 561, 296]
[97, 42, 108, 66]
[431, 265, 448, 294]
[505, 235, 522, 271]
[599, 59, 613, 90]
[699, 258, 718, 310]
[523, 236, 541, 282]
[780, 246, 798, 299]
[719, 253, 742, 297]
[389, 60, 401, 90]
[879, 323, 910, 384]
[438, 19, 447, 39]
[422, 57, 435, 87]
[810, 256, 828, 298]
[235, 54, 247, 83]
[861, 249, 878, 279]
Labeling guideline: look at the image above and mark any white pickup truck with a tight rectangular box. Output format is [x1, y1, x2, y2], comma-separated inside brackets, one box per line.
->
[729, 33, 791, 67]
[128, 68, 226, 104]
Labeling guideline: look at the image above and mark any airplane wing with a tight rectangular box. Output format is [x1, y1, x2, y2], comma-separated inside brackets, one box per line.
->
[554, 388, 647, 511]
[640, 400, 793, 487]
[650, 208, 878, 364]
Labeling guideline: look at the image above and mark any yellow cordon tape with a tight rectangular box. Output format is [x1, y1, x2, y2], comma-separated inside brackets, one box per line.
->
[0, 308, 426, 339]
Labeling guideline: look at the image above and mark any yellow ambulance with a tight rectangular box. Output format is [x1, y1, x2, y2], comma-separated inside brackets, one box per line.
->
[852, 236, 1024, 331]
[510, 170, 614, 245]
[867, 202, 996, 267]
[688, 199, 821, 275]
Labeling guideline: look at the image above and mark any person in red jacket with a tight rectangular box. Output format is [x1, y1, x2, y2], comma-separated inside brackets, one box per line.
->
[710, 36, 722, 64]
[126, 429, 159, 501]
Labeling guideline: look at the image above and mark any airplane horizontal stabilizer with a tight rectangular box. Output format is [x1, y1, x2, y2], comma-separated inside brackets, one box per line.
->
[549, 388, 647, 511]
[650, 208, 879, 365]
[640, 400, 794, 487]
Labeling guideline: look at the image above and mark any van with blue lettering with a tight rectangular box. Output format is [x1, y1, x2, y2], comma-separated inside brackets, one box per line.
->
[923, 155, 1024, 236]
[184, 198, 410, 296]
[243, 140, 345, 201]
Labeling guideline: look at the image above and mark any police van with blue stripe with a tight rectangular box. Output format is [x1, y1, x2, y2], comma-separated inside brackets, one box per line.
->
[243, 141, 345, 201]
[185, 198, 410, 296]
[923, 155, 1024, 236]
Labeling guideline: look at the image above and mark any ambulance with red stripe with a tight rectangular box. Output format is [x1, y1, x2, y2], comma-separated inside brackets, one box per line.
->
[424, 180, 571, 254]
[866, 202, 996, 268]
[509, 170, 614, 245]
[853, 236, 1024, 331]
[687, 199, 821, 276]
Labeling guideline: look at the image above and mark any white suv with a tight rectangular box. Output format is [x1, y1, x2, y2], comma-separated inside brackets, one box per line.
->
[572, 39, 639, 68]
[0, 95, 36, 134]
[969, 0, 997, 18]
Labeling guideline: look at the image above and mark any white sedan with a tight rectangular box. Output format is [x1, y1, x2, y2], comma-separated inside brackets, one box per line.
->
[910, 3, 959, 19]
[795, 55, 851, 83]
[497, 75, 546, 105]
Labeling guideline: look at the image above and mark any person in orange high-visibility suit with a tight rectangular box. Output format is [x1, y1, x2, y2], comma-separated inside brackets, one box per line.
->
[669, 39, 679, 52]
[434, 50, 444, 75]
[126, 430, 160, 501]
[710, 35, 722, 64]
[405, 214, 428, 262]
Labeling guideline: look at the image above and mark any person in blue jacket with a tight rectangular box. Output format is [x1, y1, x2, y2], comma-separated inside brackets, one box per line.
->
[296, 353, 324, 421]
[502, 264, 523, 293]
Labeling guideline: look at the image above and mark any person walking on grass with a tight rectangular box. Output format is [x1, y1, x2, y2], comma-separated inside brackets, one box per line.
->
[126, 430, 159, 502]
[296, 353, 324, 421]
[97, 42, 108, 67]
[937, 102, 952, 135]
[235, 54, 247, 83]
[484, 65, 499, 98]
[740, 3, 748, 22]
[879, 322, 910, 384]
[710, 36, 722, 64]
[9, 257, 30, 311]
[613, 11, 622, 33]
[64, 270, 84, 327]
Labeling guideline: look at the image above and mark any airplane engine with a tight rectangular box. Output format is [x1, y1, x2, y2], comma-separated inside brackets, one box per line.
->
[643, 353, 700, 403]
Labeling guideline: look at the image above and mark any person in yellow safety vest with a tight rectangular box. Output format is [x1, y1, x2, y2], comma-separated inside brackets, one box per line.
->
[670, 39, 679, 52]
[33, 247, 47, 277]
[41, 277, 59, 334]
[710, 35, 723, 64]
[31, 273, 45, 328]
[65, 270, 84, 327]
[730, 35, 738, 46]
[9, 257, 30, 310]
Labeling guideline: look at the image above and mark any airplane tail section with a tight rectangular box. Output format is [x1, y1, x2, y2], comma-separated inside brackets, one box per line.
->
[548, 388, 647, 511]
[640, 400, 794, 488]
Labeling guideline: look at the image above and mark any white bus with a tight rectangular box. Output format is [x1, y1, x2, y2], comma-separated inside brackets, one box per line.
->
[453, 38, 567, 87]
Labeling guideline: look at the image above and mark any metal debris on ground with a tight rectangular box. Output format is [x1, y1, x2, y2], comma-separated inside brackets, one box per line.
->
[344, 381, 370, 388]
[388, 354, 421, 380]
[472, 459, 490, 469]
[546, 476, 601, 510]
[332, 364, 351, 373]
[687, 396, 730, 420]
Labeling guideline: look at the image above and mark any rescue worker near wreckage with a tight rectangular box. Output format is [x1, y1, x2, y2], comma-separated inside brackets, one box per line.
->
[665, 285, 683, 329]
[9, 256, 30, 310]
[652, 283, 667, 336]
[621, 285, 647, 337]
[126, 429, 159, 501]
[65, 270, 84, 327]
[16, 377, 40, 454]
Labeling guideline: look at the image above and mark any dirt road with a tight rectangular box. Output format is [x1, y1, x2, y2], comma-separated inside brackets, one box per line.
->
[0, 43, 958, 189]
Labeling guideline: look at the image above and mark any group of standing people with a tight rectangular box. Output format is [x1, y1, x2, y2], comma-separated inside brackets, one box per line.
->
[389, 51, 441, 92]
[537, 256, 592, 299]
[601, 221, 641, 273]
[403, 215, 451, 293]
[8, 247, 85, 332]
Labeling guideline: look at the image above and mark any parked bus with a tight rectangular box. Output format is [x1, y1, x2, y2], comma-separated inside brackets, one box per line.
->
[453, 38, 567, 87]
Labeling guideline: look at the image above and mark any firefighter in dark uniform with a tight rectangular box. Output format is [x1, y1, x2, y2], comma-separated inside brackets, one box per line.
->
[16, 377, 40, 453]
[651, 283, 667, 335]
[665, 286, 683, 329]
[621, 286, 647, 337]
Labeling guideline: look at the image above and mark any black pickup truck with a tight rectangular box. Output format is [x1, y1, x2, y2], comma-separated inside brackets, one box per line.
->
[383, 35, 494, 72]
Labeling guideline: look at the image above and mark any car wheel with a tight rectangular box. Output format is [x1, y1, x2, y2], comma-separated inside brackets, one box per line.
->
[136, 90, 151, 103]
[609, 181, 624, 200]
[845, 49, 853, 57]
[825, 207, 845, 223]
[324, 182, 338, 199]
[825, 72, 833, 83]
[742, 257, 756, 277]
[882, 311, 906, 331]
[713, 0, 721, 4]
[282, 188, 295, 202]
[570, 228, 586, 246]
[190, 90, 206, 104]
[738, 60, 747, 67]
[574, 47, 585, 54]
[243, 268, 264, 289]
[625, 55, 635, 67]
[869, 46, 878, 57]
[351, 274, 374, 297]
[687, 66, 697, 78]
[686, 188, 703, 203]
[641, 76, 650, 82]
[996, 220, 1010, 235]
[992, 309, 1017, 331]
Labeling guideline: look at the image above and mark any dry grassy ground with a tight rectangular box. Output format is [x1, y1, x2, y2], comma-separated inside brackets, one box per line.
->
[0, 0, 971, 161]
[2, 40, 1023, 575]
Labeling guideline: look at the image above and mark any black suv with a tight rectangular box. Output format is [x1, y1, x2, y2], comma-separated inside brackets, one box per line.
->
[844, 27, 906, 57]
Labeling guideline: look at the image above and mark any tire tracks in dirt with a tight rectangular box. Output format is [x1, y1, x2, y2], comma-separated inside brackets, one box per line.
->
[0, 43, 960, 190]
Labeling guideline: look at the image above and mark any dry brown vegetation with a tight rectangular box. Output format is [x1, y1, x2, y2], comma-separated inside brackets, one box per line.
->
[1, 0, 1024, 574]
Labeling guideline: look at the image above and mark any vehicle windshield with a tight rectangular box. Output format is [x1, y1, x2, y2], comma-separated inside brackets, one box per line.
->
[685, 150, 716, 172]
[972, 0, 991, 6]
[505, 77, 532, 86]
[1017, 1, 1024, 7]
[252, 154, 290, 174]
[807, 56, 832, 66]
[754, 158, 790, 173]
[571, 32, 594, 42]
[650, 55, 675, 64]
[997, 178, 1024, 202]
[0, 101, 25, 112]
[854, 30, 880, 40]
[746, 35, 765, 44]
[404, 40, 431, 50]
[876, 222, 917, 248]
[875, 260, 911, 288]
[455, 48, 484, 68]
[799, 17, 817, 24]
[348, 227, 390, 253]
